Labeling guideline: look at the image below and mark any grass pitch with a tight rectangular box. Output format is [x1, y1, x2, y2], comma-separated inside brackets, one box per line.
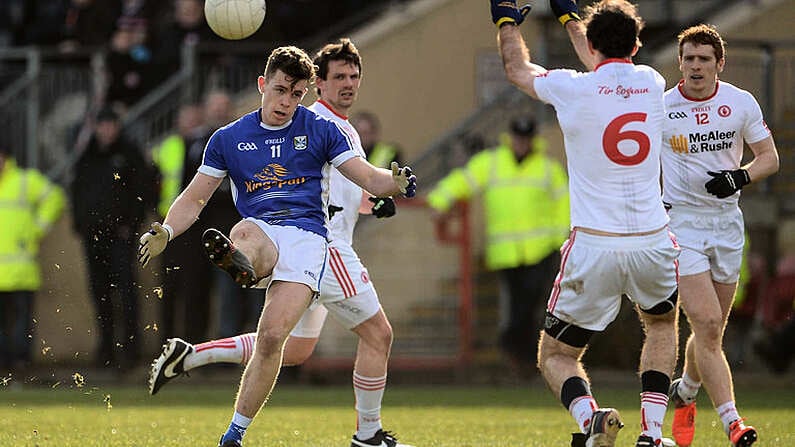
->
[1, 374, 794, 446]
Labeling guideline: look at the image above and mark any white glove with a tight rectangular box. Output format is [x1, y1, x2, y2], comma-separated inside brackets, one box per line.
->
[390, 161, 417, 197]
[138, 222, 173, 268]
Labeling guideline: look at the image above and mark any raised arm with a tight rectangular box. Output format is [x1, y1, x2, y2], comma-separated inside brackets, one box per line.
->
[491, 1, 548, 99]
[550, 0, 596, 71]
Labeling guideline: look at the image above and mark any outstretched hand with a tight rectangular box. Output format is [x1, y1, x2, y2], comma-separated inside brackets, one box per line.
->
[490, 0, 532, 28]
[549, 0, 581, 26]
[138, 222, 172, 268]
[391, 161, 417, 198]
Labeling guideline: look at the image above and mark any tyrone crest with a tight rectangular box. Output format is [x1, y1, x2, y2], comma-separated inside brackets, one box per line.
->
[293, 135, 308, 150]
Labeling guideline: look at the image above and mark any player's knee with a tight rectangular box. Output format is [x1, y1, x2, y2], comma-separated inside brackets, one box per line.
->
[369, 323, 394, 354]
[254, 329, 288, 358]
[691, 316, 725, 343]
[543, 311, 594, 349]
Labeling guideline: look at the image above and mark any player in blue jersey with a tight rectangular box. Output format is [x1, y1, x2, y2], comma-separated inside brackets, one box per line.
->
[137, 45, 416, 447]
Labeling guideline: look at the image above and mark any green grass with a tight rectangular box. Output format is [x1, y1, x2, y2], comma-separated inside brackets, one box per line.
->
[1, 378, 794, 446]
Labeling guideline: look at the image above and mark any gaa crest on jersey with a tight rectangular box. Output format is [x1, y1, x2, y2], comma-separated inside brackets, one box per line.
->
[293, 135, 308, 150]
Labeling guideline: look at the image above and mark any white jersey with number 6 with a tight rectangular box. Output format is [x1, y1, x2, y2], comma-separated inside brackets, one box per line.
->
[534, 59, 668, 233]
[661, 80, 771, 208]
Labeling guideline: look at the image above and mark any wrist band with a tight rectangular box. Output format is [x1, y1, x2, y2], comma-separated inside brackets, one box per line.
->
[558, 12, 581, 26]
[162, 223, 174, 241]
[496, 17, 517, 28]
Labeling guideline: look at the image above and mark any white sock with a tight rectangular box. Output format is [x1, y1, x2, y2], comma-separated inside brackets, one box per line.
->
[640, 391, 668, 441]
[353, 372, 386, 440]
[717, 401, 740, 434]
[678, 372, 701, 402]
[569, 395, 598, 434]
[232, 411, 252, 428]
[183, 333, 256, 371]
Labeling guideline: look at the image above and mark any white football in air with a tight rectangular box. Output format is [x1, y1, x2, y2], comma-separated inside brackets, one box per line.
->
[205, 0, 266, 40]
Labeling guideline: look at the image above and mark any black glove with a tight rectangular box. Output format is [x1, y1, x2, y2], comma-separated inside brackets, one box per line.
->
[549, 0, 581, 26]
[490, 0, 532, 28]
[369, 197, 396, 218]
[704, 169, 750, 198]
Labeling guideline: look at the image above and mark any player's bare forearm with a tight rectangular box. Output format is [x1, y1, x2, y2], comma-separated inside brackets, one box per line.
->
[565, 20, 596, 71]
[744, 136, 780, 182]
[339, 157, 401, 197]
[497, 24, 545, 99]
[163, 173, 222, 238]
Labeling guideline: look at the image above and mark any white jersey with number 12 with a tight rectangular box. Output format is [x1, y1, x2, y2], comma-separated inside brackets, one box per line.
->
[661, 80, 771, 208]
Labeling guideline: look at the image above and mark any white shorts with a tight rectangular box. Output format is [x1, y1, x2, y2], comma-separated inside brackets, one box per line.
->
[290, 243, 381, 337]
[547, 228, 680, 332]
[245, 218, 326, 292]
[667, 204, 744, 283]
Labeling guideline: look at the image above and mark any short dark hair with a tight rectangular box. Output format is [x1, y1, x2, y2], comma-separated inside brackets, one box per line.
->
[264, 46, 315, 87]
[678, 24, 725, 61]
[314, 38, 361, 81]
[584, 0, 644, 59]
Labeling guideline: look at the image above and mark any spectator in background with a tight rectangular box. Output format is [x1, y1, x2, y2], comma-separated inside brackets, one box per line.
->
[753, 254, 795, 374]
[427, 116, 569, 376]
[104, 16, 159, 112]
[192, 91, 263, 339]
[24, 0, 119, 51]
[152, 0, 220, 80]
[71, 107, 156, 370]
[0, 146, 66, 373]
[350, 110, 403, 168]
[150, 102, 212, 343]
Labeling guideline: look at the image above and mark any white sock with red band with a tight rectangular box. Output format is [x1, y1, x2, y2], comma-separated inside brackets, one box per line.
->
[569, 395, 598, 434]
[183, 333, 256, 371]
[640, 391, 669, 441]
[353, 372, 386, 440]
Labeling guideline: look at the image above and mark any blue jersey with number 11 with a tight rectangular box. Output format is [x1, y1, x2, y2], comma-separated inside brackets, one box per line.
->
[198, 105, 358, 238]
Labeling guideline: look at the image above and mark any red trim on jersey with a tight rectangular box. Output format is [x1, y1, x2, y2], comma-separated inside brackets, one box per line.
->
[317, 99, 348, 120]
[194, 339, 237, 353]
[329, 247, 356, 298]
[548, 230, 577, 311]
[676, 79, 720, 102]
[594, 58, 633, 71]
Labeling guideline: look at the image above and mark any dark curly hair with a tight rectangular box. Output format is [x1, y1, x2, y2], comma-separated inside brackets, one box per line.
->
[264, 46, 315, 86]
[584, 0, 644, 59]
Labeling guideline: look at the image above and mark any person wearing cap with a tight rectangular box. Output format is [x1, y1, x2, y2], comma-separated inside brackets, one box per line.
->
[427, 116, 569, 375]
[0, 145, 66, 373]
[71, 106, 157, 370]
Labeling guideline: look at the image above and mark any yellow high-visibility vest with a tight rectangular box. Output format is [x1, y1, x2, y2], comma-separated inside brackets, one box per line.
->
[0, 159, 66, 291]
[152, 134, 186, 217]
[367, 142, 398, 168]
[427, 138, 569, 271]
